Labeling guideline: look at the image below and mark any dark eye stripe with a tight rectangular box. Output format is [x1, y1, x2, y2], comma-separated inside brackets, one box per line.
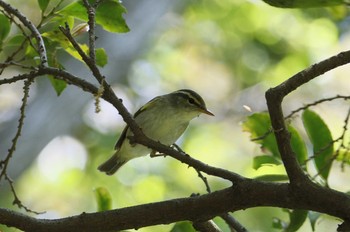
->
[174, 89, 206, 108]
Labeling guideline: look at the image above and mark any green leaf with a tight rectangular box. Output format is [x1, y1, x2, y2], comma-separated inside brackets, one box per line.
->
[49, 76, 67, 96]
[242, 113, 280, 158]
[285, 209, 308, 232]
[336, 148, 350, 164]
[43, 30, 108, 67]
[2, 34, 27, 57]
[308, 211, 321, 231]
[170, 222, 196, 232]
[95, 0, 129, 33]
[94, 187, 112, 212]
[262, 0, 345, 8]
[254, 174, 289, 182]
[59, 0, 129, 33]
[302, 109, 333, 181]
[272, 217, 285, 229]
[46, 47, 67, 96]
[58, 2, 86, 21]
[289, 125, 308, 168]
[38, 0, 50, 12]
[0, 14, 11, 42]
[253, 155, 281, 170]
[243, 113, 307, 171]
[95, 48, 108, 67]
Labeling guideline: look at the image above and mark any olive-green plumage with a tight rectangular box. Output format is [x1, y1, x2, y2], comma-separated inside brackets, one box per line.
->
[98, 89, 213, 175]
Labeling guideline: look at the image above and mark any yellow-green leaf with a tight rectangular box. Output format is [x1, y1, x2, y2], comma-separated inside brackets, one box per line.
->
[242, 113, 280, 158]
[302, 109, 333, 180]
[94, 187, 112, 212]
[95, 48, 108, 67]
[49, 76, 67, 96]
[59, 0, 129, 33]
[38, 0, 50, 12]
[0, 14, 11, 42]
[253, 155, 281, 170]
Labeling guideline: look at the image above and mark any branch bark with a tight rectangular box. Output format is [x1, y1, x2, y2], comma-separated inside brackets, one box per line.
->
[266, 49, 350, 185]
[1, 180, 350, 232]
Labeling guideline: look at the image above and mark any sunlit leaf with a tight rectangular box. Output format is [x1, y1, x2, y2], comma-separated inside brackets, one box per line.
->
[0, 14, 11, 42]
[95, 48, 108, 67]
[254, 174, 289, 182]
[285, 209, 308, 232]
[49, 77, 67, 96]
[302, 109, 333, 181]
[43, 29, 108, 67]
[262, 0, 345, 8]
[94, 187, 112, 212]
[253, 155, 281, 170]
[242, 113, 280, 158]
[38, 0, 50, 12]
[336, 149, 350, 164]
[59, 0, 129, 33]
[40, 15, 74, 34]
[170, 222, 195, 232]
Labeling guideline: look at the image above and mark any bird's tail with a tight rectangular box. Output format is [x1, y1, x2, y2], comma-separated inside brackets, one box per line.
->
[98, 153, 127, 175]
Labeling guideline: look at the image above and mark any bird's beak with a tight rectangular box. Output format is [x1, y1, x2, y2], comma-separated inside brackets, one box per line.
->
[200, 108, 215, 116]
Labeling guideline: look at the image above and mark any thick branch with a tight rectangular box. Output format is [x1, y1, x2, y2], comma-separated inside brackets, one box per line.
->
[1, 180, 350, 232]
[266, 49, 350, 185]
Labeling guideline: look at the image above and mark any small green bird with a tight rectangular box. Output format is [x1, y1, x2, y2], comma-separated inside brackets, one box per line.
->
[98, 89, 214, 175]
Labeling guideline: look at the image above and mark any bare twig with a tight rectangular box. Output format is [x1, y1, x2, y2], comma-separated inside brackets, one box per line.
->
[82, 0, 96, 62]
[192, 220, 222, 232]
[172, 144, 212, 192]
[220, 213, 248, 232]
[285, 95, 350, 119]
[4, 174, 43, 214]
[0, 78, 33, 180]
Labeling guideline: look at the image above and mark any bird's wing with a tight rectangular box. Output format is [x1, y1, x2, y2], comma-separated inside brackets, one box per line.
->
[133, 96, 160, 117]
[115, 125, 129, 150]
[115, 96, 160, 150]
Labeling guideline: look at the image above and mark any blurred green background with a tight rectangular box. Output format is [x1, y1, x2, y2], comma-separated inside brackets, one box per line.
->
[1, 0, 350, 231]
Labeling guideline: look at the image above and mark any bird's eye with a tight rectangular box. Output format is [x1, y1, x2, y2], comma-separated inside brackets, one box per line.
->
[188, 98, 195, 104]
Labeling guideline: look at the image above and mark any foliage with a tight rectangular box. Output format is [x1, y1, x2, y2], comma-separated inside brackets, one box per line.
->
[1, 0, 350, 231]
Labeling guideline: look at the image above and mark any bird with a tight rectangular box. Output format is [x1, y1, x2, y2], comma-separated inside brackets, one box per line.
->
[98, 89, 214, 175]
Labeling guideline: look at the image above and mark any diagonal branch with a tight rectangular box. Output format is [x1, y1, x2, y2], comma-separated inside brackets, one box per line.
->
[266, 49, 350, 185]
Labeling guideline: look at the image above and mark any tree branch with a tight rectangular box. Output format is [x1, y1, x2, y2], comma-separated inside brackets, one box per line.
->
[266, 49, 350, 185]
[1, 180, 350, 232]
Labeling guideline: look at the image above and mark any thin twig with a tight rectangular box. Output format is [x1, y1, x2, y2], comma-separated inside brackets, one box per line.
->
[172, 143, 211, 193]
[0, 0, 47, 66]
[220, 213, 248, 232]
[4, 173, 44, 214]
[285, 95, 350, 119]
[82, 0, 96, 62]
[0, 78, 33, 180]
